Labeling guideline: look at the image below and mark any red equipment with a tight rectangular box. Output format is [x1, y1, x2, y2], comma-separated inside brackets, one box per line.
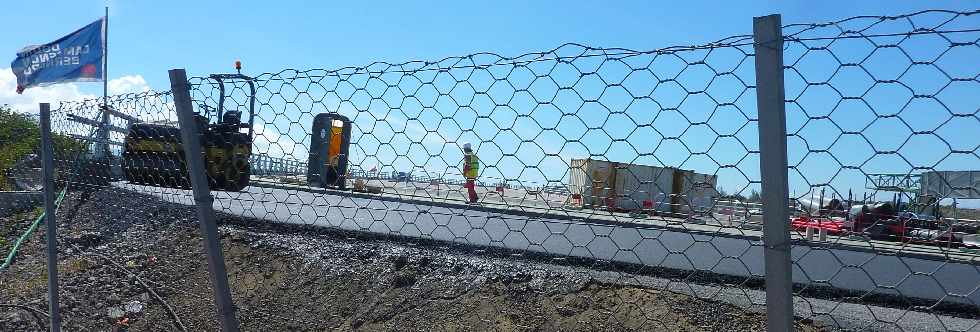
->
[791, 216, 846, 235]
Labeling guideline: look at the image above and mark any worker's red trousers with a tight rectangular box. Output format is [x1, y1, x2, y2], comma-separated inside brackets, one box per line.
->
[466, 179, 477, 203]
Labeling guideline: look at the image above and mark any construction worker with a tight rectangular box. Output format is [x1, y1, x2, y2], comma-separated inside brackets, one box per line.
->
[462, 143, 479, 203]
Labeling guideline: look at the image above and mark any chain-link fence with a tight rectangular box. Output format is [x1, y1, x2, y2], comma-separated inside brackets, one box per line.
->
[2, 9, 979, 332]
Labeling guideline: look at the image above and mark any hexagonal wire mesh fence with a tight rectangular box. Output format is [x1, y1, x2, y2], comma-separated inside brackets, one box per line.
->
[0, 110, 49, 331]
[7, 8, 978, 332]
[180, 10, 979, 330]
[39, 92, 218, 331]
[779, 9, 980, 331]
[183, 36, 777, 329]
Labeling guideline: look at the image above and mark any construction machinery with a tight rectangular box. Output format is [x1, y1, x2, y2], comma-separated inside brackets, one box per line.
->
[122, 64, 255, 191]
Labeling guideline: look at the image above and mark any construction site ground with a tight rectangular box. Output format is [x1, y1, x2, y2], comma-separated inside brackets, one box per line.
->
[0, 186, 833, 331]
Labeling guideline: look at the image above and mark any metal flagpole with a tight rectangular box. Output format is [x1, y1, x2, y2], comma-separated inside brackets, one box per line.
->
[97, 6, 109, 160]
[102, 6, 109, 97]
[103, 6, 108, 103]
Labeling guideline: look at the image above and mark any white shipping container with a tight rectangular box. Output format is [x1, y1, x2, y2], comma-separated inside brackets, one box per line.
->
[615, 163, 674, 212]
[568, 159, 615, 208]
[567, 158, 590, 204]
[674, 170, 719, 214]
[567, 158, 715, 214]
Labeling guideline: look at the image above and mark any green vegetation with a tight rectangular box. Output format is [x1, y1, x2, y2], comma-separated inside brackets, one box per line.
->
[0, 105, 86, 190]
[0, 208, 40, 261]
[0, 105, 39, 190]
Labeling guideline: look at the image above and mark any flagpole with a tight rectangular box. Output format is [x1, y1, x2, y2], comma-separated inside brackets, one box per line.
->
[98, 5, 109, 160]
[103, 6, 108, 103]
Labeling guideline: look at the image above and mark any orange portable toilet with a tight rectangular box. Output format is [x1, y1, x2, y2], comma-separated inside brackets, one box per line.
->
[308, 113, 352, 188]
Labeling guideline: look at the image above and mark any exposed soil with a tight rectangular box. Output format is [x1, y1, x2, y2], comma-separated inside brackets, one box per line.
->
[0, 187, 824, 331]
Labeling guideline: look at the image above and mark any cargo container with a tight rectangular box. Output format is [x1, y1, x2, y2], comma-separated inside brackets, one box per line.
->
[567, 158, 717, 215]
[920, 170, 980, 199]
[673, 169, 719, 215]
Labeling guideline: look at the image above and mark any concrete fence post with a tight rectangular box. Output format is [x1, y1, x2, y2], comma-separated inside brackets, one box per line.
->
[752, 14, 795, 332]
[169, 69, 241, 331]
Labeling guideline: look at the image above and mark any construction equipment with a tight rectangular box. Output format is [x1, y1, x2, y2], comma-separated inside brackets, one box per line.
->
[122, 64, 255, 191]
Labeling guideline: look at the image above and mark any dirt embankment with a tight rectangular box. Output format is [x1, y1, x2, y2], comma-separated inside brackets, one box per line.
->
[0, 188, 823, 331]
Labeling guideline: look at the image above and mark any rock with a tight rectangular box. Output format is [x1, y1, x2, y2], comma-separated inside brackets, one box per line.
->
[229, 232, 246, 243]
[107, 293, 121, 305]
[107, 306, 125, 320]
[356, 250, 375, 260]
[70, 231, 104, 248]
[391, 271, 417, 288]
[473, 276, 487, 285]
[417, 256, 432, 267]
[125, 301, 144, 314]
[5, 311, 28, 324]
[392, 254, 409, 270]
[556, 305, 580, 317]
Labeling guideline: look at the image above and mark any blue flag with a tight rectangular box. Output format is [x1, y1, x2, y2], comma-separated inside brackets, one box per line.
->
[10, 17, 105, 94]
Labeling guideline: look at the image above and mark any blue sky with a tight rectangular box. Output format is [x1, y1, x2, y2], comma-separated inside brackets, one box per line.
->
[1, 1, 973, 93]
[2, 1, 978, 204]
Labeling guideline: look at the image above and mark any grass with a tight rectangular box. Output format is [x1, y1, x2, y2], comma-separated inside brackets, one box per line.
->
[0, 207, 42, 265]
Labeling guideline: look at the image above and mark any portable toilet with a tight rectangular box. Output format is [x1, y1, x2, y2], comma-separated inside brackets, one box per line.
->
[308, 113, 352, 188]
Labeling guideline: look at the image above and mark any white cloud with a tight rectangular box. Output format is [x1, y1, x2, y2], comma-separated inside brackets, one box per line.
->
[0, 67, 151, 113]
[253, 122, 308, 161]
[108, 75, 151, 94]
[0, 68, 94, 113]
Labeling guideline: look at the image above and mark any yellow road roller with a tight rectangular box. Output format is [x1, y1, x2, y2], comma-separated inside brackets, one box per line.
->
[122, 71, 255, 191]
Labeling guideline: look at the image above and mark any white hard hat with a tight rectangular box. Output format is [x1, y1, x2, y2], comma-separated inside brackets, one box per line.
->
[463, 142, 472, 150]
